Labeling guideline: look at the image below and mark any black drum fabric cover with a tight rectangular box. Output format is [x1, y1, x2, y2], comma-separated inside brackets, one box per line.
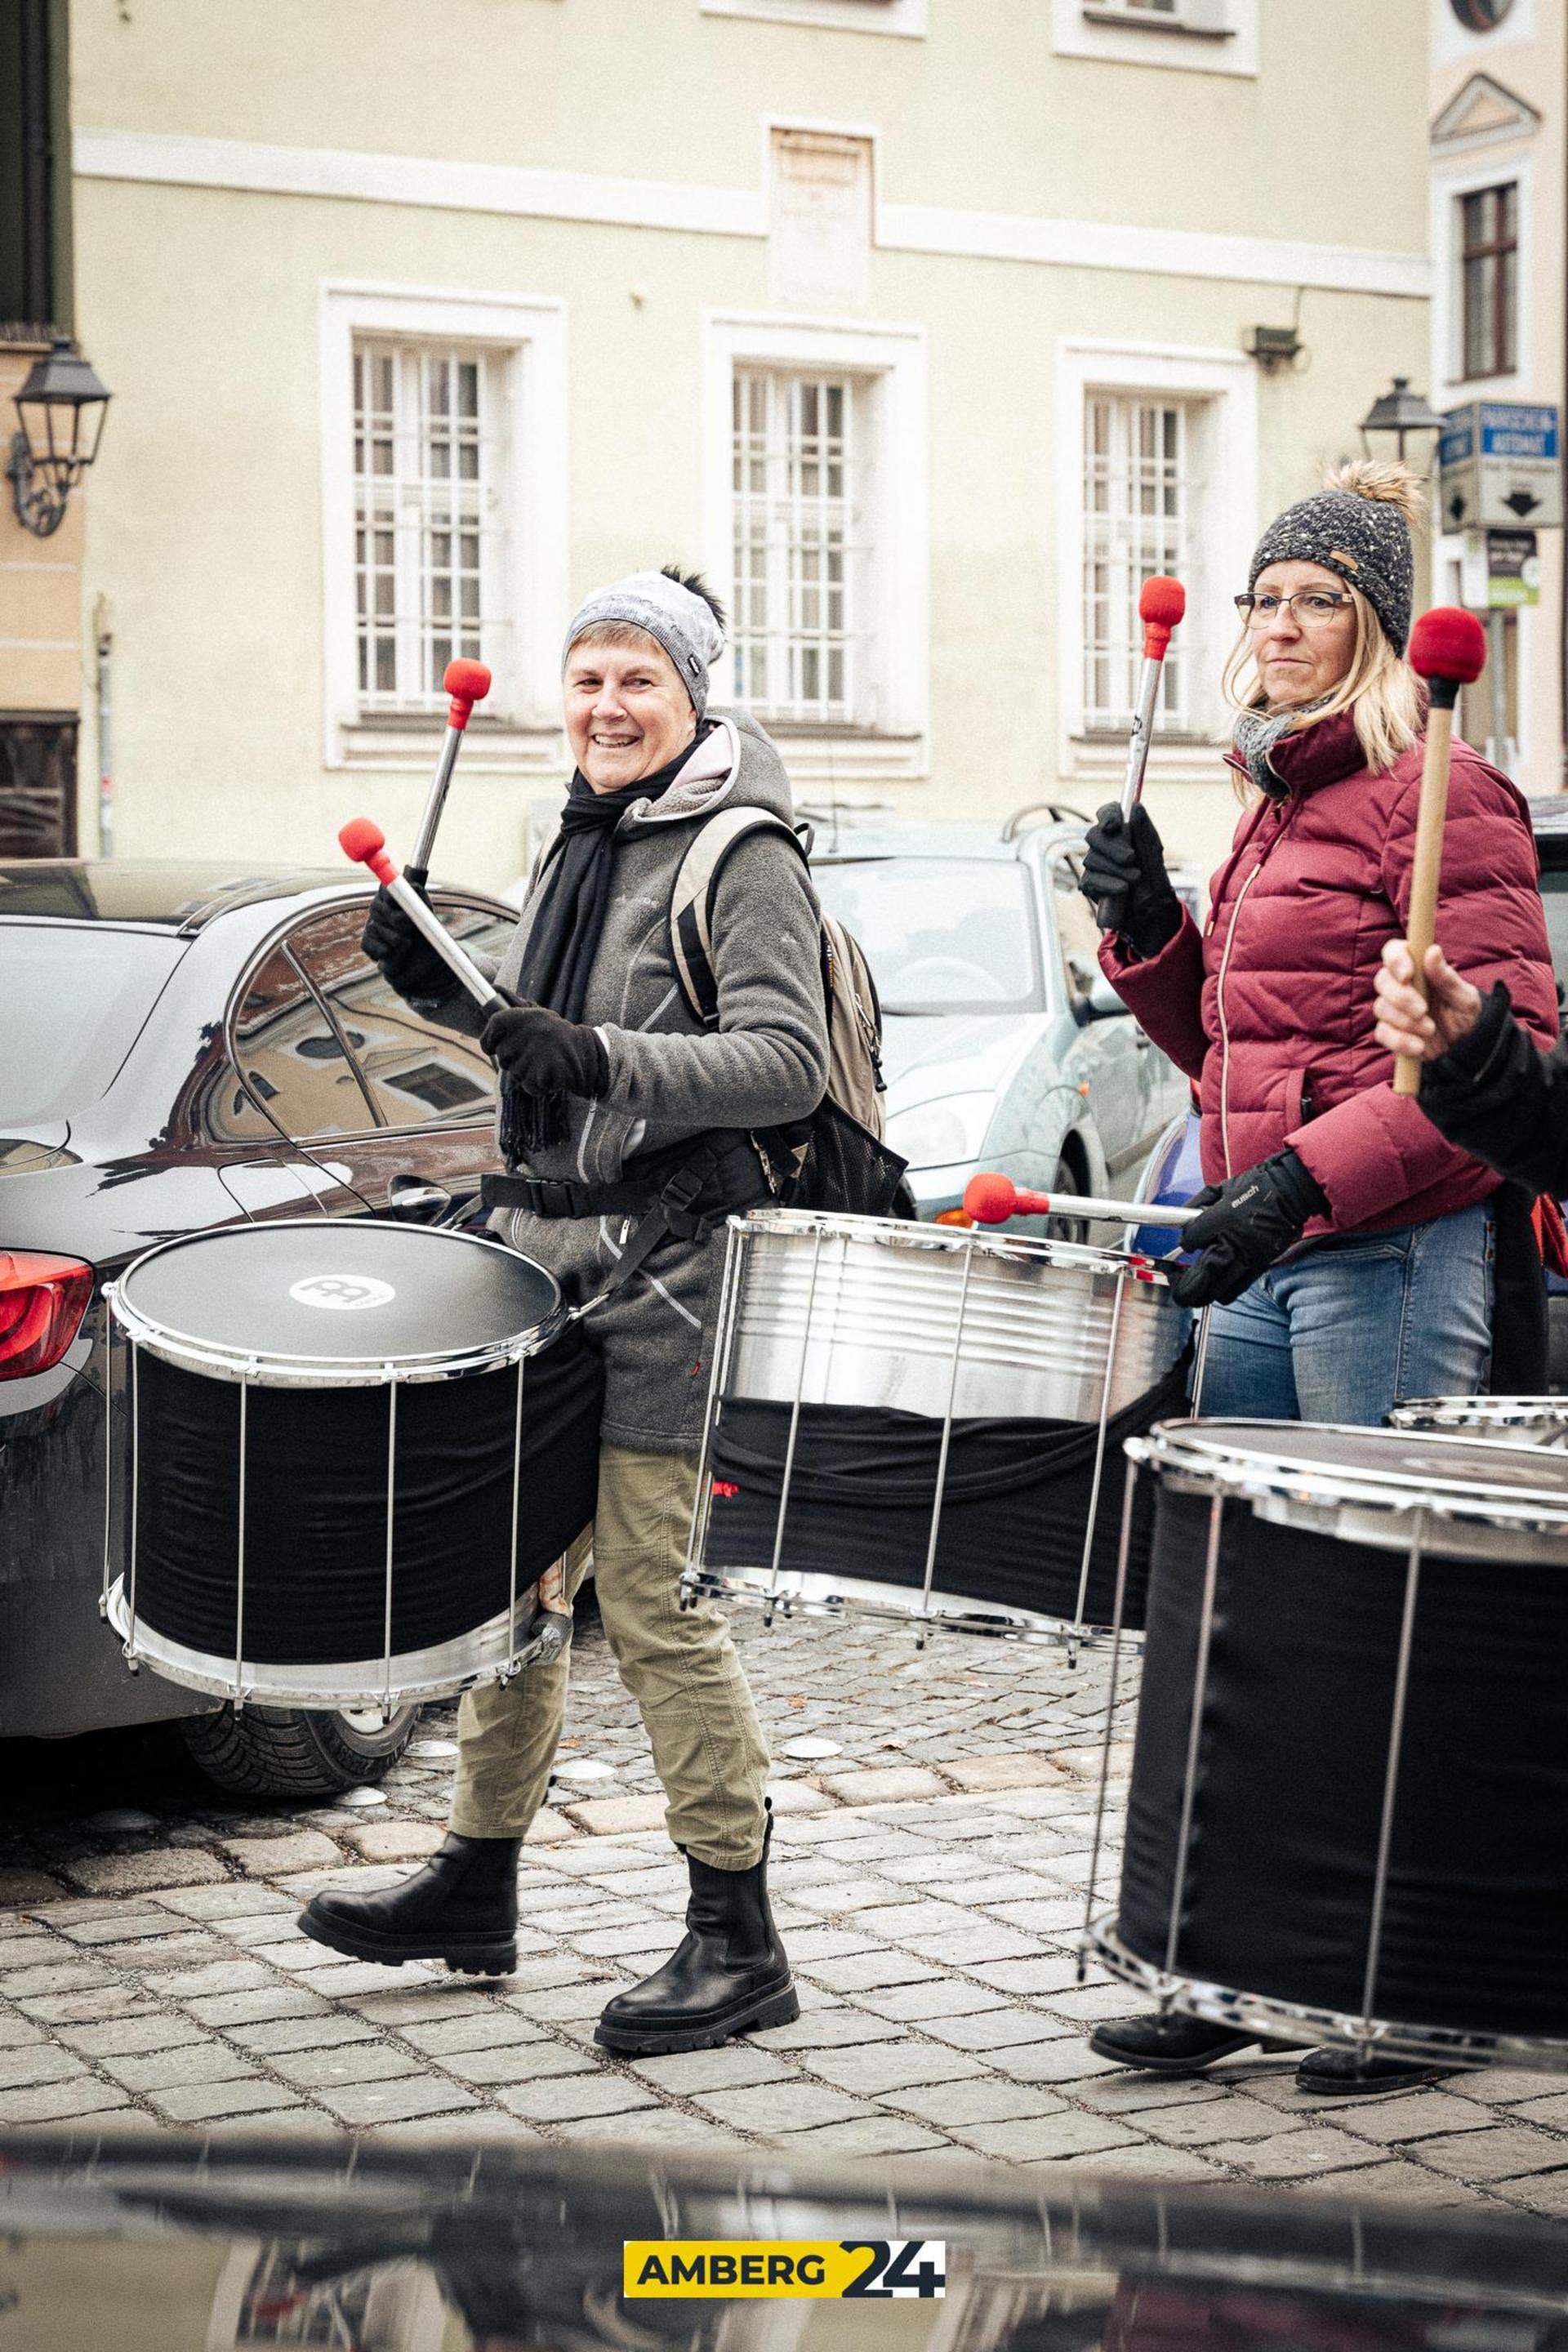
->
[704, 1356, 1190, 1628]
[1119, 1484, 1568, 2037]
[128, 1325, 602, 1666]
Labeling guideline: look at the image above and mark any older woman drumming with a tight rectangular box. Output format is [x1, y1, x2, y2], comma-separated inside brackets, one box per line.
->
[1078, 461, 1557, 2096]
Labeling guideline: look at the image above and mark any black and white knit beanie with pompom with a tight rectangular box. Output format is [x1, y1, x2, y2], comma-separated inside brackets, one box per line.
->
[1248, 461, 1421, 655]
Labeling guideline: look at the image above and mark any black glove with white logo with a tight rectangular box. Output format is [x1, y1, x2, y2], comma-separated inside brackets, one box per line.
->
[360, 882, 453, 1004]
[1167, 1149, 1329, 1310]
[1079, 802, 1182, 958]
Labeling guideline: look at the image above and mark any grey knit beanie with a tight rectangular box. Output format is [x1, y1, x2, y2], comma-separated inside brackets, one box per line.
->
[1248, 475, 1416, 654]
[563, 568, 726, 717]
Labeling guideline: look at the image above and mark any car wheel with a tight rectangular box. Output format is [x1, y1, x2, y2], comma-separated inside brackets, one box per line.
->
[1049, 1156, 1090, 1248]
[177, 1704, 420, 1799]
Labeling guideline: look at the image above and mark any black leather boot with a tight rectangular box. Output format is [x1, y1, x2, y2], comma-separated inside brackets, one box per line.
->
[298, 1833, 520, 1976]
[595, 1806, 798, 2056]
[1294, 2045, 1457, 2096]
[1089, 2012, 1302, 2074]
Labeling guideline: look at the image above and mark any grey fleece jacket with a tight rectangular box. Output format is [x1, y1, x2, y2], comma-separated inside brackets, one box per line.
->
[444, 710, 828, 1452]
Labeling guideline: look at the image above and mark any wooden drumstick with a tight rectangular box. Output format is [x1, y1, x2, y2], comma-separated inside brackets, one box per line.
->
[1393, 609, 1488, 1099]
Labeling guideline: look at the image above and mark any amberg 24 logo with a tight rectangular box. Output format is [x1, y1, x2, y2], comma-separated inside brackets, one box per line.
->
[624, 2238, 947, 2300]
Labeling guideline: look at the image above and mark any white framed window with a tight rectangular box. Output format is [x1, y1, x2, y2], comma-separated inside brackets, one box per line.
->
[1052, 0, 1258, 76]
[320, 283, 568, 773]
[1083, 394, 1195, 734]
[1430, 152, 1533, 399]
[731, 369, 871, 727]
[702, 0, 926, 37]
[703, 314, 928, 783]
[352, 341, 499, 713]
[1056, 339, 1258, 778]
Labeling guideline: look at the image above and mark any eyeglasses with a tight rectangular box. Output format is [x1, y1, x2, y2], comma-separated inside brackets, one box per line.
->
[1234, 590, 1355, 628]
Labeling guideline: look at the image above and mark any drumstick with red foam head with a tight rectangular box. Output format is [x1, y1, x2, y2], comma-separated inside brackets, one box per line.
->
[963, 1171, 1202, 1229]
[406, 657, 492, 890]
[339, 817, 510, 1018]
[1392, 608, 1488, 1101]
[1120, 576, 1186, 820]
[1094, 576, 1187, 927]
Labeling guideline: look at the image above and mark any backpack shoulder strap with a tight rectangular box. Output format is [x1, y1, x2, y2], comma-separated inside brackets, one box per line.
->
[670, 806, 807, 1025]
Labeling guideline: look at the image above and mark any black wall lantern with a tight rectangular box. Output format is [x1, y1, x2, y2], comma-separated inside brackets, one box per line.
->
[7, 336, 112, 538]
[1358, 376, 1446, 466]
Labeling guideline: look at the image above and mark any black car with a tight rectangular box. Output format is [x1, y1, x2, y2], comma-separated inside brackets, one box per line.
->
[0, 861, 515, 1794]
[2, 2128, 1568, 2348]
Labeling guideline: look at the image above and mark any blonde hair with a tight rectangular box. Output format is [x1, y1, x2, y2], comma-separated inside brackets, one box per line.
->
[1224, 458, 1426, 795]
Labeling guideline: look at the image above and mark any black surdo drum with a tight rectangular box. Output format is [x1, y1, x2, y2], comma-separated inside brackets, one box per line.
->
[1085, 1420, 1568, 2069]
[103, 1221, 601, 1709]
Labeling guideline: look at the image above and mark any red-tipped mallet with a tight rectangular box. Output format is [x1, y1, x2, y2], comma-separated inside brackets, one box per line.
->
[405, 657, 492, 889]
[962, 1170, 1200, 1230]
[1095, 576, 1187, 925]
[1392, 608, 1488, 1100]
[339, 817, 509, 1018]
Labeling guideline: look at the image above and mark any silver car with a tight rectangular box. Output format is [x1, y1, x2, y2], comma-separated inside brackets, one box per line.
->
[810, 808, 1192, 1225]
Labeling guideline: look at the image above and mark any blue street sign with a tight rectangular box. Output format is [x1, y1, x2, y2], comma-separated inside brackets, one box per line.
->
[1478, 403, 1559, 461]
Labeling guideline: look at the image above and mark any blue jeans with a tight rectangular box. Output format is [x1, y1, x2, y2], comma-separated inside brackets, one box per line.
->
[1194, 1203, 1494, 1427]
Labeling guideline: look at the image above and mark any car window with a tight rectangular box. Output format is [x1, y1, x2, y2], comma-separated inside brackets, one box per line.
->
[1049, 855, 1107, 1003]
[222, 942, 380, 1140]
[285, 901, 510, 1130]
[0, 925, 185, 1126]
[813, 859, 1041, 1017]
[1537, 869, 1568, 1014]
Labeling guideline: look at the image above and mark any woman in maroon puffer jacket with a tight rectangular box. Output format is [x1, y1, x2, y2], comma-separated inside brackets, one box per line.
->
[1077, 462, 1557, 2100]
[1081, 461, 1556, 1425]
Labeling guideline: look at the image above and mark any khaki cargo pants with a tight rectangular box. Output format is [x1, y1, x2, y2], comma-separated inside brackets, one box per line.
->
[449, 1444, 771, 1870]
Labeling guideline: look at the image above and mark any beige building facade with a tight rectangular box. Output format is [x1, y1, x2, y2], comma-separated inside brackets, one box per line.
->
[28, 0, 1432, 887]
[1430, 0, 1566, 800]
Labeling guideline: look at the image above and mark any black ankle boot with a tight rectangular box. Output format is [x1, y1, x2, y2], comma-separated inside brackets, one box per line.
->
[1089, 2011, 1303, 2074]
[595, 1806, 799, 2056]
[298, 1832, 520, 1976]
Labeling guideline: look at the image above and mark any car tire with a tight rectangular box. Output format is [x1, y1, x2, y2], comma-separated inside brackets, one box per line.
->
[177, 1704, 420, 1799]
[1050, 1156, 1089, 1248]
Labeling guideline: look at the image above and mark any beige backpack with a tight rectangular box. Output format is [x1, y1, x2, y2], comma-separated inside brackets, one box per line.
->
[669, 807, 902, 1212]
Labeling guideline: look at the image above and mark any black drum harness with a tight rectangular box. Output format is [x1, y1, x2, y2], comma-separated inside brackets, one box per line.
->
[481, 1129, 774, 1307]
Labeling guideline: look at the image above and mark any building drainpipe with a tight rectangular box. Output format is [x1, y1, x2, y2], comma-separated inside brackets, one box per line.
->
[93, 595, 113, 856]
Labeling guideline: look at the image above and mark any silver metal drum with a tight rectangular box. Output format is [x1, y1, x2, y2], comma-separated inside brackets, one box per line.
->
[684, 1208, 1187, 1646]
[1083, 1418, 1568, 2074]
[102, 1220, 602, 1712]
[1390, 1395, 1568, 1447]
[724, 1206, 1180, 1422]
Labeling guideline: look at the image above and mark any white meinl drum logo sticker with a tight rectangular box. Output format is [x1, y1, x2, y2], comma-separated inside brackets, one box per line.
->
[288, 1275, 397, 1312]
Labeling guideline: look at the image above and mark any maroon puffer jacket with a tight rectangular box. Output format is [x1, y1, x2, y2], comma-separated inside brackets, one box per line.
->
[1100, 710, 1558, 1232]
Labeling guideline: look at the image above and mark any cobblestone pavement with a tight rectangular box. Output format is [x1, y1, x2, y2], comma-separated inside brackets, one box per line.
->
[3, 1606, 1568, 2218]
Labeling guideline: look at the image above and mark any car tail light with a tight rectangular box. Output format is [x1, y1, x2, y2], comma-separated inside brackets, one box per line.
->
[0, 1252, 93, 1382]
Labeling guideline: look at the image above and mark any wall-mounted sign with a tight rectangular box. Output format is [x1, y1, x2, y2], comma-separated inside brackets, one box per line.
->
[1440, 403, 1561, 532]
[1460, 527, 1540, 610]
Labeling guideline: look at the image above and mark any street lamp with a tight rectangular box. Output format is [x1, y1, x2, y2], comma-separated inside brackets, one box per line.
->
[7, 336, 112, 538]
[1358, 376, 1446, 466]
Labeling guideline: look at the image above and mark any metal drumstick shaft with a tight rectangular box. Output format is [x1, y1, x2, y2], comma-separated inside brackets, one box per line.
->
[338, 819, 509, 1017]
[1119, 650, 1164, 822]
[406, 658, 492, 888]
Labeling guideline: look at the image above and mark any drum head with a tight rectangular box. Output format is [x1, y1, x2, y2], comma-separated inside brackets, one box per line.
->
[117, 1220, 559, 1374]
[1140, 1416, 1568, 1522]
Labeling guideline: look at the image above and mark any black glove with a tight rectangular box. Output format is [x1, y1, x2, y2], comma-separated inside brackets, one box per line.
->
[360, 882, 454, 1004]
[479, 1001, 609, 1100]
[1167, 1148, 1329, 1309]
[1079, 802, 1182, 958]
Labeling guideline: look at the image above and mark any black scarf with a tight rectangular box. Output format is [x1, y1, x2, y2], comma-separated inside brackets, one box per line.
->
[501, 727, 709, 1160]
